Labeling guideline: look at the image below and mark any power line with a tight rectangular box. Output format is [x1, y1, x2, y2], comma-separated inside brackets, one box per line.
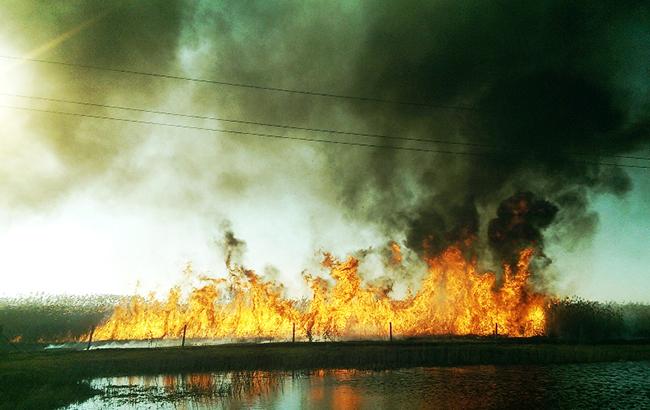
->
[2, 104, 649, 170]
[4, 92, 649, 163]
[0, 92, 491, 148]
[2, 57, 647, 162]
[1, 104, 486, 155]
[0, 55, 476, 110]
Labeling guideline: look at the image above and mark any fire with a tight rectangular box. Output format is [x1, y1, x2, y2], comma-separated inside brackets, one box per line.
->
[87, 246, 547, 342]
[389, 241, 402, 265]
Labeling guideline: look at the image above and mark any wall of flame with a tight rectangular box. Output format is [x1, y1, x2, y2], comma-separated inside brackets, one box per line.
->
[87, 246, 546, 342]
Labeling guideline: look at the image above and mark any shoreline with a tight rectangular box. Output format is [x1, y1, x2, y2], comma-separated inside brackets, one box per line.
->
[3, 340, 650, 409]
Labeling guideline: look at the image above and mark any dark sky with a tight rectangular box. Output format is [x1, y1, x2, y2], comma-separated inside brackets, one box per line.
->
[0, 1, 648, 301]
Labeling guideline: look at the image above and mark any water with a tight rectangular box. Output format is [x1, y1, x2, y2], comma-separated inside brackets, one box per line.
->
[69, 361, 650, 409]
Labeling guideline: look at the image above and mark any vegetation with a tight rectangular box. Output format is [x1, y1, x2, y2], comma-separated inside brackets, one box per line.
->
[2, 296, 650, 346]
[0, 295, 118, 344]
[546, 298, 650, 341]
[2, 296, 650, 408]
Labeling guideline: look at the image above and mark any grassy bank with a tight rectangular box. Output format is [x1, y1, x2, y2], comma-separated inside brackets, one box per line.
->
[2, 340, 650, 409]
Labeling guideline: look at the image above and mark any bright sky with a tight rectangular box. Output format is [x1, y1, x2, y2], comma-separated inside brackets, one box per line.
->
[549, 171, 650, 303]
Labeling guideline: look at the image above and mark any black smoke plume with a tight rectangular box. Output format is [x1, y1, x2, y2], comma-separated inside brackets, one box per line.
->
[217, 222, 246, 269]
[488, 192, 559, 265]
[5, 0, 649, 273]
[329, 0, 650, 264]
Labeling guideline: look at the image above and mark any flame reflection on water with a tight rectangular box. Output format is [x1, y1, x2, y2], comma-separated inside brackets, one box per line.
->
[68, 362, 650, 409]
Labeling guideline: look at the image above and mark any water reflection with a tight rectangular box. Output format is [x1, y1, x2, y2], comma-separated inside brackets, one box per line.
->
[85, 371, 286, 409]
[70, 361, 650, 409]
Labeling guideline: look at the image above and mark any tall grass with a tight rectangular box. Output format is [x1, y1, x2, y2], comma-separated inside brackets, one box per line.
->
[0, 295, 118, 344]
[546, 298, 650, 341]
[1, 296, 650, 346]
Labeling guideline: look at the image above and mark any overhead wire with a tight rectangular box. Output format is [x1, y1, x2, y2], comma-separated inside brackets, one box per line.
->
[0, 55, 476, 110]
[3, 92, 649, 163]
[2, 103, 649, 170]
[0, 92, 490, 149]
[1, 56, 647, 166]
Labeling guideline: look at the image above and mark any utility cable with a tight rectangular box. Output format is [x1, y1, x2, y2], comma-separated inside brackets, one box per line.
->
[2, 104, 649, 170]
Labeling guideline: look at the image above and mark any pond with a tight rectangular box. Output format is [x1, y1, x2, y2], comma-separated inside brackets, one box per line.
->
[68, 361, 650, 409]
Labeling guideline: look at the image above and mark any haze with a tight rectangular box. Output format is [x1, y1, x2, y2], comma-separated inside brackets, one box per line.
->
[1, 1, 649, 303]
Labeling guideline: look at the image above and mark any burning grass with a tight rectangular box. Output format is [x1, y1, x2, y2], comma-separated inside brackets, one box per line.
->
[4, 297, 649, 351]
[2, 242, 649, 408]
[84, 246, 547, 343]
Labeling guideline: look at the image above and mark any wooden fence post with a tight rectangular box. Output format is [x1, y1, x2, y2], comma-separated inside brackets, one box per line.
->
[87, 326, 95, 351]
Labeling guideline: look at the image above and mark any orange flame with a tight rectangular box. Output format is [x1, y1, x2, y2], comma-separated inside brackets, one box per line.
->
[88, 246, 546, 342]
[389, 241, 402, 265]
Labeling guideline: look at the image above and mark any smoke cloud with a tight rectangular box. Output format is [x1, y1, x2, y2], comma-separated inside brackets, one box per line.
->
[488, 192, 558, 266]
[325, 0, 650, 265]
[218, 222, 246, 269]
[1, 0, 649, 289]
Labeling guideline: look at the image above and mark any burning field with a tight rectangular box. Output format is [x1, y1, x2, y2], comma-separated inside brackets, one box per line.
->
[2, 1, 650, 409]
[89, 245, 545, 343]
[81, 191, 556, 344]
[2, 193, 648, 347]
[2, 0, 649, 350]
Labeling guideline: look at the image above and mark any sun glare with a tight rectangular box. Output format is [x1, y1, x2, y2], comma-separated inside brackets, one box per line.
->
[0, 42, 30, 116]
